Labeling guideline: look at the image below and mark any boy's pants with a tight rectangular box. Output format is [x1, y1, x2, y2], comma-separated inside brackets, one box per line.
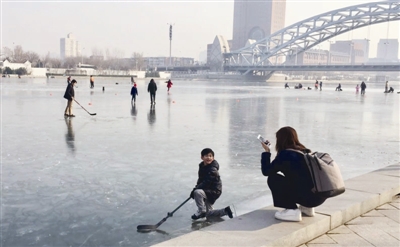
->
[64, 100, 73, 115]
[193, 189, 226, 218]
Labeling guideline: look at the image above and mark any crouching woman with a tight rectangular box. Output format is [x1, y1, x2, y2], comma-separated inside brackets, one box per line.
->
[260, 126, 326, 222]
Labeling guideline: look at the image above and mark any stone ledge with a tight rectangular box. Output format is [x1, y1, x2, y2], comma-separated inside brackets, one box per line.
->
[153, 164, 400, 247]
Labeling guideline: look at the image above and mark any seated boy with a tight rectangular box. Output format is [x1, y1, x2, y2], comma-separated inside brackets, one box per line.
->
[190, 148, 233, 220]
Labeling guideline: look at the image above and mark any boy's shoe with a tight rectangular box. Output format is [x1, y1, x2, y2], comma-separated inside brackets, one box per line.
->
[64, 114, 68, 117]
[69, 114, 76, 117]
[274, 209, 302, 222]
[191, 212, 206, 220]
[299, 205, 315, 217]
[225, 206, 233, 218]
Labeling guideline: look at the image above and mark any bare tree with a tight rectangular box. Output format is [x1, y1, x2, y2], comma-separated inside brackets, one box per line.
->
[1, 47, 13, 60]
[13, 45, 25, 62]
[63, 57, 79, 69]
[51, 58, 62, 68]
[24, 51, 40, 66]
[91, 47, 103, 56]
[87, 47, 104, 69]
[41, 52, 52, 67]
[131, 52, 145, 70]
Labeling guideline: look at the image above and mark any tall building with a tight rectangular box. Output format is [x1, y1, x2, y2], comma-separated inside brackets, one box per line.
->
[377, 39, 399, 61]
[352, 39, 370, 63]
[330, 40, 364, 65]
[232, 0, 286, 50]
[60, 33, 80, 60]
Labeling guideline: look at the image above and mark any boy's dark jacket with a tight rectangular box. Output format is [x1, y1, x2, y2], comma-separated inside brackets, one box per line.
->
[63, 83, 74, 100]
[196, 160, 222, 204]
[131, 87, 138, 95]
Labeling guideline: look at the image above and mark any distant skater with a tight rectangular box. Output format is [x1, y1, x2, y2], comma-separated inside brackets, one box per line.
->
[63, 79, 77, 117]
[384, 81, 389, 93]
[131, 83, 138, 103]
[319, 81, 322, 91]
[361, 81, 367, 95]
[131, 76, 135, 84]
[335, 83, 342, 91]
[295, 83, 302, 89]
[166, 79, 173, 92]
[314, 80, 319, 90]
[355, 84, 360, 93]
[285, 82, 290, 89]
[388, 87, 394, 93]
[147, 78, 157, 105]
[67, 76, 71, 84]
[90, 75, 94, 89]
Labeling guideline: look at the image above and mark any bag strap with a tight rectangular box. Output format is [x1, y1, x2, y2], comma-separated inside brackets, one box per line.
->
[285, 148, 306, 155]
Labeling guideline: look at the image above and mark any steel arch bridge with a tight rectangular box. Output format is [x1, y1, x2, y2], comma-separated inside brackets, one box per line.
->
[224, 0, 400, 75]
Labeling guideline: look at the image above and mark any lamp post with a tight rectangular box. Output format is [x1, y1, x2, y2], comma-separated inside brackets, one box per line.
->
[167, 23, 174, 70]
[384, 41, 389, 63]
[81, 47, 85, 65]
[349, 42, 353, 65]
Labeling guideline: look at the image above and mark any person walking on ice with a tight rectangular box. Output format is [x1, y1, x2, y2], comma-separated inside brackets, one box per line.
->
[147, 78, 157, 105]
[360, 81, 367, 95]
[90, 75, 94, 89]
[131, 83, 138, 104]
[189, 148, 233, 220]
[166, 79, 173, 92]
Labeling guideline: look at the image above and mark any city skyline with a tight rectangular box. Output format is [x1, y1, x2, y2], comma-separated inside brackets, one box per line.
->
[2, 0, 399, 61]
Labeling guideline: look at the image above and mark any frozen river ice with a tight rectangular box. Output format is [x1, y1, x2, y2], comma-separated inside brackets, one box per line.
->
[1, 77, 399, 246]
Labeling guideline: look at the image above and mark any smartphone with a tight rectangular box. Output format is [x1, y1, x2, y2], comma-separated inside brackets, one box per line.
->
[257, 135, 270, 146]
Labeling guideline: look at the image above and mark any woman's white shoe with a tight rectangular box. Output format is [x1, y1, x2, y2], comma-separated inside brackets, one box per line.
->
[274, 209, 302, 222]
[299, 205, 315, 217]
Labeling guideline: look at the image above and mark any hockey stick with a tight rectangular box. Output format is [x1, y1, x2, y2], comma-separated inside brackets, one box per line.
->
[137, 197, 191, 231]
[74, 99, 96, 116]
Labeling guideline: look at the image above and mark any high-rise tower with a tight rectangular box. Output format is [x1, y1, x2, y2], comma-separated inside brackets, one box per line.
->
[60, 33, 80, 60]
[232, 0, 286, 50]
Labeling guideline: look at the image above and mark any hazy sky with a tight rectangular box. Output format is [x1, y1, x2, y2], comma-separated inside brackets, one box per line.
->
[2, 0, 399, 61]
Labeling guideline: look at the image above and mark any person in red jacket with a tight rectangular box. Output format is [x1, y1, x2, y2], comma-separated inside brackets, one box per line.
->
[166, 79, 173, 92]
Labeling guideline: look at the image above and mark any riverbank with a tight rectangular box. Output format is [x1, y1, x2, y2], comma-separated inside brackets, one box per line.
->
[153, 164, 400, 246]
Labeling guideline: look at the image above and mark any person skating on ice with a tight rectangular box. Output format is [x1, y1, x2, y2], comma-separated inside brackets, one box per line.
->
[147, 78, 157, 105]
[166, 79, 173, 92]
[63, 79, 77, 117]
[131, 83, 138, 103]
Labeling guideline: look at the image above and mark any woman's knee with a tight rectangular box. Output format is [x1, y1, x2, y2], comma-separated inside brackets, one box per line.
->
[267, 173, 285, 189]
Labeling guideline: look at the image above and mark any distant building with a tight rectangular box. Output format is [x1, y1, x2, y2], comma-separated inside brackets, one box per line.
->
[144, 57, 194, 68]
[329, 41, 364, 65]
[285, 49, 350, 65]
[207, 35, 231, 71]
[231, 0, 286, 50]
[89, 55, 104, 61]
[376, 39, 399, 61]
[60, 33, 80, 60]
[352, 39, 370, 63]
[1, 59, 32, 73]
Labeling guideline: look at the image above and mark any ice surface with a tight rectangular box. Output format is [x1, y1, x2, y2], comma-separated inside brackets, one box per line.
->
[1, 77, 399, 246]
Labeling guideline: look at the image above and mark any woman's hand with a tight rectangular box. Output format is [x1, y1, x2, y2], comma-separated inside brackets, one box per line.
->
[261, 142, 270, 152]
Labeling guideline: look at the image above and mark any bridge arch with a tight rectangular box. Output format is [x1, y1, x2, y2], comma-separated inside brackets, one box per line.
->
[225, 0, 400, 75]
